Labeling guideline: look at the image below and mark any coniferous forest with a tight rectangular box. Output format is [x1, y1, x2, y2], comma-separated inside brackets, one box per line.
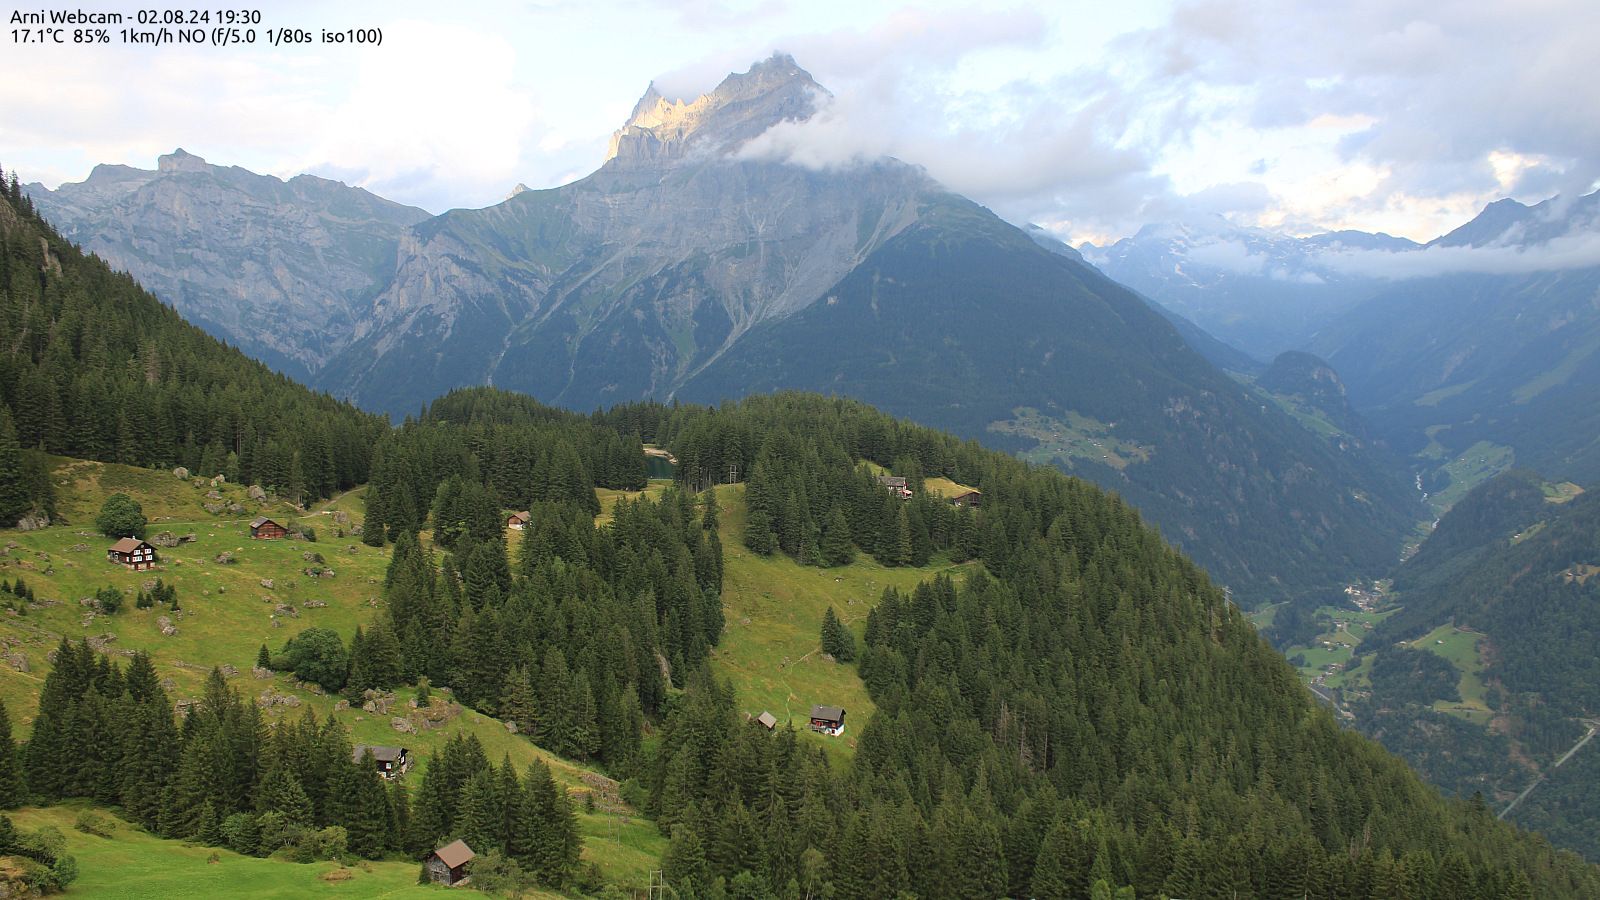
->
[3, 179, 1600, 896]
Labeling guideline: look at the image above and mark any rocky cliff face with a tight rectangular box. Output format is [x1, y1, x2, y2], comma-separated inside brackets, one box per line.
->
[321, 54, 931, 412]
[28, 150, 429, 378]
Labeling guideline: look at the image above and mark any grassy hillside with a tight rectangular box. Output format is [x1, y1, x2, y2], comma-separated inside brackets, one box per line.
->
[708, 483, 979, 766]
[10, 804, 503, 899]
[0, 459, 666, 889]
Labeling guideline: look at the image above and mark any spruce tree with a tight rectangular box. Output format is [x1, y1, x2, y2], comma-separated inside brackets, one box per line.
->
[821, 506, 854, 566]
[0, 700, 21, 808]
[820, 606, 856, 662]
[0, 408, 31, 527]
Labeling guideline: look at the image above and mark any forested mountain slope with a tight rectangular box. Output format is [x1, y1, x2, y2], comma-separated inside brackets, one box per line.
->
[0, 172, 388, 525]
[1344, 472, 1600, 860]
[679, 196, 1419, 603]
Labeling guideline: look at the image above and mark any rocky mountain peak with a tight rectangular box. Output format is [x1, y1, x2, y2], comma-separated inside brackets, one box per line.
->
[604, 53, 825, 167]
[157, 148, 210, 174]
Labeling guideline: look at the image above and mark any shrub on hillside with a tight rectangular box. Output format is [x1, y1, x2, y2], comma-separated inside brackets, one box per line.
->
[94, 493, 146, 539]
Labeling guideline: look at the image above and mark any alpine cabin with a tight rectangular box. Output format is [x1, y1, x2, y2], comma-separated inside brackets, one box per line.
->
[352, 744, 411, 778]
[506, 511, 531, 530]
[249, 516, 288, 540]
[948, 489, 982, 508]
[875, 474, 912, 499]
[425, 839, 476, 886]
[809, 704, 846, 735]
[756, 711, 778, 731]
[107, 538, 158, 571]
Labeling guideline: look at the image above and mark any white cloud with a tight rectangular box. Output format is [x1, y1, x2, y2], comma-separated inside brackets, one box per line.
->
[1315, 231, 1600, 279]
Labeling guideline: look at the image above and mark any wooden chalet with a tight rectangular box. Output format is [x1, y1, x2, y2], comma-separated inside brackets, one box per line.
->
[809, 704, 846, 736]
[875, 474, 912, 499]
[948, 489, 982, 508]
[506, 511, 531, 530]
[249, 516, 289, 540]
[352, 744, 411, 778]
[107, 538, 158, 571]
[425, 839, 476, 886]
[756, 711, 778, 731]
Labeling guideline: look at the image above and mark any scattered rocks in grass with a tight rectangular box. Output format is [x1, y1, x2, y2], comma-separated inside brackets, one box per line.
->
[303, 599, 328, 609]
[361, 690, 396, 714]
[16, 514, 49, 531]
[151, 532, 180, 548]
[259, 578, 274, 590]
[258, 688, 301, 709]
[211, 475, 226, 486]
[203, 502, 224, 515]
[66, 544, 89, 553]
[226, 503, 245, 515]
[179, 533, 197, 544]
[333, 699, 349, 712]
[273, 604, 298, 619]
[214, 552, 236, 564]
[157, 616, 178, 636]
[172, 466, 190, 479]
[7, 653, 27, 672]
[251, 666, 272, 679]
[390, 717, 416, 734]
[331, 511, 350, 525]
[87, 633, 117, 651]
[160, 677, 176, 689]
[205, 490, 223, 501]
[247, 484, 267, 501]
[142, 579, 157, 591]
[219, 664, 238, 677]
[298, 680, 323, 695]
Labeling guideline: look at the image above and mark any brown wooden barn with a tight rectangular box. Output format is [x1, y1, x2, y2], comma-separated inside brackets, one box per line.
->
[107, 538, 158, 571]
[425, 839, 476, 886]
[506, 511, 531, 530]
[756, 711, 778, 731]
[352, 744, 411, 779]
[948, 489, 982, 508]
[250, 516, 289, 540]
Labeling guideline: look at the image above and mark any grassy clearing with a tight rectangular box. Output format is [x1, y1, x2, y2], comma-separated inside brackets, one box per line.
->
[0, 459, 667, 889]
[9, 803, 483, 900]
[1424, 440, 1515, 517]
[1412, 623, 1493, 724]
[986, 407, 1150, 471]
[595, 479, 673, 526]
[45, 457, 305, 527]
[710, 484, 978, 767]
[1285, 605, 1397, 686]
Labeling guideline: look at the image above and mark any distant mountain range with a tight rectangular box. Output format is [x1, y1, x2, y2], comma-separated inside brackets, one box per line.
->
[25, 54, 1419, 603]
[1087, 191, 1600, 499]
[28, 151, 428, 379]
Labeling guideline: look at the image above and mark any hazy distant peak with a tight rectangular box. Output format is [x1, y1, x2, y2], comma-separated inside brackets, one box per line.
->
[605, 53, 825, 167]
[158, 148, 209, 173]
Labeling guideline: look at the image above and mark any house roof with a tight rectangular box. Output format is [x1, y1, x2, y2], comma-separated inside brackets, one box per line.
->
[756, 711, 777, 728]
[810, 705, 844, 721]
[109, 538, 148, 553]
[508, 511, 530, 522]
[250, 516, 279, 528]
[876, 475, 907, 487]
[433, 839, 476, 869]
[353, 744, 406, 764]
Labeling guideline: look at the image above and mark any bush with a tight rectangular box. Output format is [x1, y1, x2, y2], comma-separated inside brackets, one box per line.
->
[95, 586, 123, 615]
[72, 811, 114, 838]
[279, 628, 350, 692]
[95, 493, 147, 539]
[221, 812, 260, 856]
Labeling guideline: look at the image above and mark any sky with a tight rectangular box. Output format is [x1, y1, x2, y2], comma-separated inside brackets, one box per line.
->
[2, 0, 1597, 245]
